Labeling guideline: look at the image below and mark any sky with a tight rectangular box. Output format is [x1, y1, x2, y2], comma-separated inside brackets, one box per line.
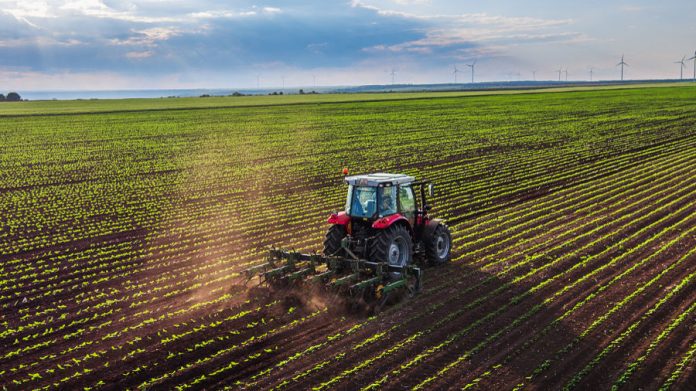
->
[1, 0, 695, 90]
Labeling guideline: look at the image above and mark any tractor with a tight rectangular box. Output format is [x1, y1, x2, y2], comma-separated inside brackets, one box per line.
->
[244, 172, 451, 311]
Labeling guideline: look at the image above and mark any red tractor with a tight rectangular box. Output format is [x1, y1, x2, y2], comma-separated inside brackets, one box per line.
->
[324, 172, 451, 269]
[244, 172, 451, 309]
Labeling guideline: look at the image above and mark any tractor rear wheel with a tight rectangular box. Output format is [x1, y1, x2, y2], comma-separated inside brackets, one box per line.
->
[426, 224, 451, 265]
[323, 224, 346, 256]
[369, 224, 412, 279]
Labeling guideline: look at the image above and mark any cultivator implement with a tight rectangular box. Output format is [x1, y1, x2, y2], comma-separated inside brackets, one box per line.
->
[244, 247, 422, 306]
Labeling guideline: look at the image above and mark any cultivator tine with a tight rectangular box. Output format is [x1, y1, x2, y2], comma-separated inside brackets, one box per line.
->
[312, 270, 334, 283]
[330, 273, 359, 288]
[287, 266, 316, 282]
[349, 276, 380, 295]
[243, 263, 271, 282]
[381, 278, 406, 295]
[410, 266, 422, 293]
[264, 265, 294, 280]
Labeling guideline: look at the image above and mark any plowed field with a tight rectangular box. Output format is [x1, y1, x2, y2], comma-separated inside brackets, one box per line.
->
[1, 86, 695, 390]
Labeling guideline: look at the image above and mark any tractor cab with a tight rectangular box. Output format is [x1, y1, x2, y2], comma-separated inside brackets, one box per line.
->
[345, 173, 416, 222]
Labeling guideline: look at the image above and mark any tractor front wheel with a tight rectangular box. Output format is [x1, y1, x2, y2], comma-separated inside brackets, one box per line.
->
[369, 224, 412, 279]
[323, 224, 346, 257]
[426, 224, 452, 265]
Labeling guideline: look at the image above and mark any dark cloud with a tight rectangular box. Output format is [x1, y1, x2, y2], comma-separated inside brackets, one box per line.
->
[0, 1, 432, 74]
[0, 0, 587, 83]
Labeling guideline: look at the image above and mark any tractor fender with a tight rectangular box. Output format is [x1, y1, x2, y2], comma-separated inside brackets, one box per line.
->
[372, 214, 409, 230]
[422, 218, 445, 241]
[327, 211, 350, 225]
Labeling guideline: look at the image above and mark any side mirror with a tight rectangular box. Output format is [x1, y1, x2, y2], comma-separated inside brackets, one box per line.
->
[428, 183, 434, 197]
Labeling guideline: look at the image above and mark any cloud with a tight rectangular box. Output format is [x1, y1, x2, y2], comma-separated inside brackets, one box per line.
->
[262, 7, 282, 14]
[125, 50, 153, 59]
[0, 0, 594, 88]
[351, 1, 577, 60]
[109, 27, 183, 47]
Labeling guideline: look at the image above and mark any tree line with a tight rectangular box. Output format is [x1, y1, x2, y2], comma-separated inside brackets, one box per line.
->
[1, 92, 21, 102]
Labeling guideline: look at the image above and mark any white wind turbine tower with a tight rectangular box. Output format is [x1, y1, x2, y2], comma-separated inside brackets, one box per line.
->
[564, 68, 569, 81]
[390, 68, 397, 84]
[617, 55, 628, 81]
[453, 65, 461, 83]
[556, 68, 562, 81]
[466, 60, 477, 83]
[532, 70, 537, 81]
[689, 51, 696, 81]
[675, 56, 687, 80]
[589, 67, 594, 81]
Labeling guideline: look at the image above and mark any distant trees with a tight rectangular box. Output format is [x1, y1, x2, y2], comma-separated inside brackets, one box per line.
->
[2, 92, 21, 101]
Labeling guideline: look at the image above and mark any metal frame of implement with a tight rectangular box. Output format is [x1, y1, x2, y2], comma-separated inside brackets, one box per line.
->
[244, 248, 422, 298]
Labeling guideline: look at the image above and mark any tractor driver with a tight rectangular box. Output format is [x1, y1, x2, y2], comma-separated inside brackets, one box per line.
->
[380, 194, 396, 215]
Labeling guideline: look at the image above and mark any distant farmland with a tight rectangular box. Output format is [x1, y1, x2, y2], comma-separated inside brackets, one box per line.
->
[1, 85, 695, 390]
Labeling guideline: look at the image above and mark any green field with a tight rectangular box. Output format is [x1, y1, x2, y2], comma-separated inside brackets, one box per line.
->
[2, 85, 696, 390]
[1, 82, 686, 116]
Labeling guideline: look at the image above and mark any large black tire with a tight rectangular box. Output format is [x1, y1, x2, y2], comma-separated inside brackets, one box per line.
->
[323, 224, 346, 256]
[369, 224, 413, 279]
[426, 224, 452, 265]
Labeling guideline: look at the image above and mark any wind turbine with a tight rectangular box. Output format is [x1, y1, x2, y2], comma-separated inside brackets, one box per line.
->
[564, 68, 569, 81]
[532, 70, 537, 81]
[312, 74, 317, 89]
[256, 74, 260, 89]
[556, 68, 563, 82]
[589, 67, 594, 81]
[390, 68, 397, 84]
[617, 55, 628, 81]
[453, 65, 461, 83]
[466, 60, 477, 83]
[689, 51, 696, 81]
[675, 56, 687, 80]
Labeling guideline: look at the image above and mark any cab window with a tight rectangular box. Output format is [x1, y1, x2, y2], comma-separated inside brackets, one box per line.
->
[378, 186, 397, 217]
[399, 185, 416, 221]
[348, 186, 377, 218]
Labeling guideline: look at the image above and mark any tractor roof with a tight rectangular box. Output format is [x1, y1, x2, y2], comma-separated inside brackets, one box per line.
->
[344, 172, 415, 187]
